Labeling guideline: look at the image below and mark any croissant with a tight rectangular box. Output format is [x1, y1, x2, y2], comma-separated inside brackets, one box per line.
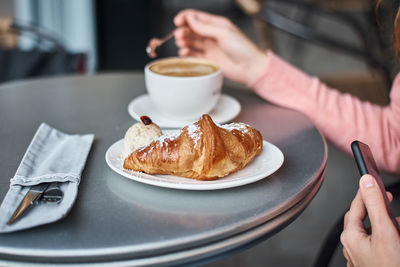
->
[123, 114, 263, 180]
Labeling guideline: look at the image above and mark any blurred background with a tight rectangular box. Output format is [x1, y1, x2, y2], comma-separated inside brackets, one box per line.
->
[1, 0, 399, 266]
[1, 0, 397, 96]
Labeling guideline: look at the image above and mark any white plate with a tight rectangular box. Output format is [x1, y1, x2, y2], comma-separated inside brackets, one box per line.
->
[127, 94, 241, 128]
[105, 139, 284, 190]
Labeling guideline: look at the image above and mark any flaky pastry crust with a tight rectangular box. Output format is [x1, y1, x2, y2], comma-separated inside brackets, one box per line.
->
[123, 114, 263, 180]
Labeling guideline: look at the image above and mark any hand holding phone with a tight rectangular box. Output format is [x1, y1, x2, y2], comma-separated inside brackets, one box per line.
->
[351, 140, 400, 233]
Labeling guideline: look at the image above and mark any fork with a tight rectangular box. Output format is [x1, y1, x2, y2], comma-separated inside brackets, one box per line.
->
[40, 182, 63, 204]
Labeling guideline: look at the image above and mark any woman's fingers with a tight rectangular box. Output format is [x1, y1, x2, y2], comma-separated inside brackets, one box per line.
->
[343, 190, 367, 234]
[175, 26, 222, 60]
[187, 10, 232, 27]
[185, 14, 224, 39]
[341, 189, 367, 267]
[174, 9, 207, 26]
[175, 26, 196, 43]
[359, 175, 398, 236]
[341, 175, 400, 267]
[174, 9, 230, 28]
[342, 246, 350, 261]
[342, 247, 355, 267]
[342, 188, 394, 233]
[175, 27, 207, 51]
[177, 47, 204, 58]
[387, 191, 393, 203]
[174, 9, 229, 40]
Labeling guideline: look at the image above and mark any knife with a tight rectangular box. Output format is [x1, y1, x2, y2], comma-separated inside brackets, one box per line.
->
[7, 183, 50, 225]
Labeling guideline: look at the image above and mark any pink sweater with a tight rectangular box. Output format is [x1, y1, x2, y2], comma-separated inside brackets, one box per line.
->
[250, 51, 400, 174]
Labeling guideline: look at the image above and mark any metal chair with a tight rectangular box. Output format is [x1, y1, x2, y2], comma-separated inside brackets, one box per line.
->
[0, 20, 86, 83]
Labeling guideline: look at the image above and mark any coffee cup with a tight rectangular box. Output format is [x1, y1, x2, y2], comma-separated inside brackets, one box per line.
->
[145, 57, 223, 121]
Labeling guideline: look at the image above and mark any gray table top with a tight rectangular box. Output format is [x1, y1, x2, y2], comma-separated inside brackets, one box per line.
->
[0, 73, 327, 265]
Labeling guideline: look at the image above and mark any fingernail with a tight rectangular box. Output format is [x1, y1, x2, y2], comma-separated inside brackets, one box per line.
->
[361, 175, 376, 189]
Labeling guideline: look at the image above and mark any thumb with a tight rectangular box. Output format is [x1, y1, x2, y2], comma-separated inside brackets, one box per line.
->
[359, 174, 396, 234]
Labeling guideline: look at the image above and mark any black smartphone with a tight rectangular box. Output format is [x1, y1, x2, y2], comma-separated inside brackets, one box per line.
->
[351, 140, 400, 232]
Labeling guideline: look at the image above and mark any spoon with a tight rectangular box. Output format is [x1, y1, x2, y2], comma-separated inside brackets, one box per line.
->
[146, 29, 175, 58]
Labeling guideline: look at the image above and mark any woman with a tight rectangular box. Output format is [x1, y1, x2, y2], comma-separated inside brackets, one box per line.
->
[173, 7, 400, 266]
[173, 9, 400, 174]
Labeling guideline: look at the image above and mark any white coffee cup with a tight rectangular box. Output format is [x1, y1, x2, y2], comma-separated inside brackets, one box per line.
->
[145, 57, 223, 121]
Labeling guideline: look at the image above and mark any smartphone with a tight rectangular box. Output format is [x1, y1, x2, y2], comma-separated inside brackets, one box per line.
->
[351, 140, 400, 233]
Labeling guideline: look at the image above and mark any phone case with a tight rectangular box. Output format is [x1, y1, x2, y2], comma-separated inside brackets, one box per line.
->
[351, 140, 400, 233]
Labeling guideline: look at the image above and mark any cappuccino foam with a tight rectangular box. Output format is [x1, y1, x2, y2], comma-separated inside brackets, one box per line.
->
[149, 59, 219, 77]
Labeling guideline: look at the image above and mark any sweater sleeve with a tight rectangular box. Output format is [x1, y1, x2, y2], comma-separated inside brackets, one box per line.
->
[250, 50, 400, 174]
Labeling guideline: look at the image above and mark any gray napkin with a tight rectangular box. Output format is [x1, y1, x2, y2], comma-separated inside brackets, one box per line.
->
[0, 123, 94, 233]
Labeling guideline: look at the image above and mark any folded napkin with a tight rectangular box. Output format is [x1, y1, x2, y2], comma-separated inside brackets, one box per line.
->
[0, 123, 94, 233]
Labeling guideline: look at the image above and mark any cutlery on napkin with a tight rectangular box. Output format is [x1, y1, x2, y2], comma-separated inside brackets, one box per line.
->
[7, 181, 63, 225]
[0, 123, 94, 233]
[7, 183, 50, 225]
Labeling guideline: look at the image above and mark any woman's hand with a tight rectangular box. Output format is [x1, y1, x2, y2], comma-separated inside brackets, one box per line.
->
[340, 174, 400, 267]
[174, 9, 268, 85]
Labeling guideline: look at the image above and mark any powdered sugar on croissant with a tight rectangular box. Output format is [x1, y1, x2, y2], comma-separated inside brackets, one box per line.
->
[123, 114, 263, 180]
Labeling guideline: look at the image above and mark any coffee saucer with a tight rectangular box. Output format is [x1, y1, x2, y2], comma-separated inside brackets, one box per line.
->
[127, 94, 241, 128]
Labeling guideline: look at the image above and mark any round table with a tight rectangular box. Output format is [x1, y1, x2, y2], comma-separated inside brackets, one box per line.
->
[0, 73, 327, 266]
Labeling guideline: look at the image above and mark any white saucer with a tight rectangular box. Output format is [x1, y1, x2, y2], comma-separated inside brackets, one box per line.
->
[127, 94, 241, 128]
